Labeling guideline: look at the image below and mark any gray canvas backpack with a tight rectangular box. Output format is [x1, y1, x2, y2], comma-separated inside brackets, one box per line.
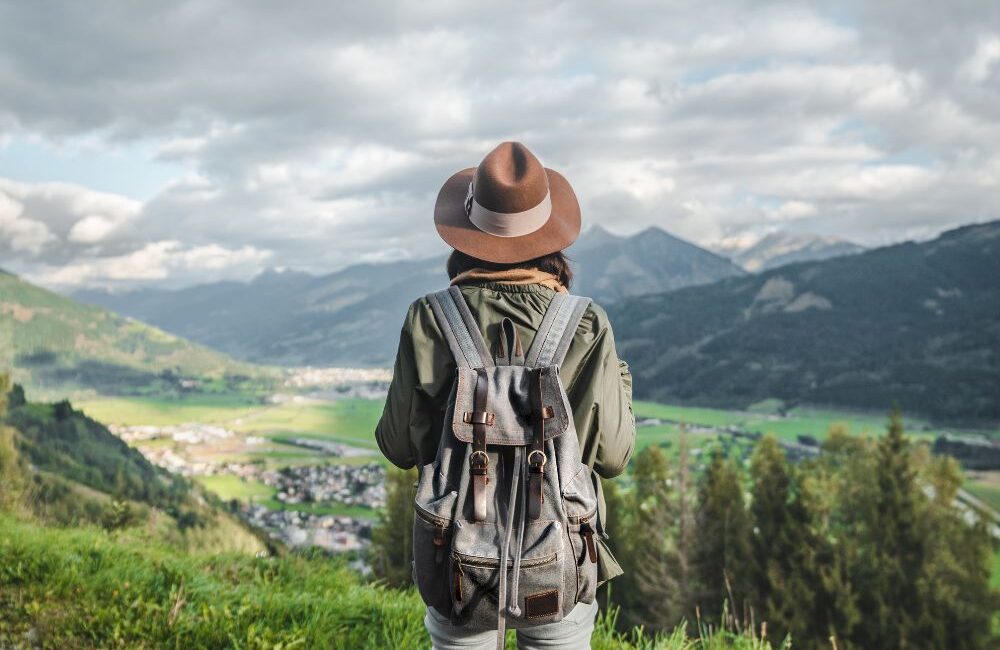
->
[412, 286, 601, 649]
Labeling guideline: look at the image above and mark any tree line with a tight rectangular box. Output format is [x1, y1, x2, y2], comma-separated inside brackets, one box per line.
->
[373, 412, 998, 648]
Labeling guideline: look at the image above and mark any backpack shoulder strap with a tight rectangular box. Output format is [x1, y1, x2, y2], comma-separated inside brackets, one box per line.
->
[426, 286, 495, 369]
[525, 293, 592, 367]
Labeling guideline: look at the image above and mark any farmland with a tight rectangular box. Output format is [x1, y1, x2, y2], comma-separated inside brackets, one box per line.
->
[77, 392, 999, 506]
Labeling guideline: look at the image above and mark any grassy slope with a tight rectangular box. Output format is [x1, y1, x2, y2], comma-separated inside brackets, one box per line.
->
[1, 270, 275, 397]
[0, 391, 267, 557]
[0, 514, 777, 650]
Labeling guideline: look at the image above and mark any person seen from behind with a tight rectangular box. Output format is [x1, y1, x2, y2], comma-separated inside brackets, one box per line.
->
[375, 141, 636, 650]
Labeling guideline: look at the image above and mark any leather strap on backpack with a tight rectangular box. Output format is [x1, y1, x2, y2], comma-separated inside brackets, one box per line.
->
[527, 366, 553, 520]
[470, 368, 490, 522]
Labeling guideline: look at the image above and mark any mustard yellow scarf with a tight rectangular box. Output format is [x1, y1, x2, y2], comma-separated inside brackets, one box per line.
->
[449, 267, 568, 293]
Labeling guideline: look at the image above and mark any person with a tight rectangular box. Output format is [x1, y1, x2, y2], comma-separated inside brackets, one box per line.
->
[375, 141, 636, 650]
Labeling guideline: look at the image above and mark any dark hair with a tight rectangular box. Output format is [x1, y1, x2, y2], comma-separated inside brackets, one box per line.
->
[446, 249, 574, 290]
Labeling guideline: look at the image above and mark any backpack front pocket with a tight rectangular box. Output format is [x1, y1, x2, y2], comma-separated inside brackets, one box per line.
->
[451, 550, 562, 626]
[449, 518, 570, 629]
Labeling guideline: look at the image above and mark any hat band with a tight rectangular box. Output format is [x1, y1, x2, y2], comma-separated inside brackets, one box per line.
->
[467, 186, 552, 238]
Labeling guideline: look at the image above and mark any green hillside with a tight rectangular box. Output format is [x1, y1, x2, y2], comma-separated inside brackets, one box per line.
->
[0, 380, 266, 555]
[611, 220, 1000, 424]
[0, 515, 781, 650]
[0, 269, 277, 398]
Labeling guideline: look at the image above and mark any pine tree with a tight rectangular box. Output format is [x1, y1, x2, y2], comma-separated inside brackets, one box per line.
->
[849, 409, 926, 648]
[669, 428, 696, 625]
[749, 436, 855, 649]
[617, 445, 676, 630]
[911, 453, 998, 649]
[750, 436, 808, 644]
[0, 372, 9, 416]
[370, 466, 417, 587]
[599, 475, 631, 617]
[692, 448, 753, 628]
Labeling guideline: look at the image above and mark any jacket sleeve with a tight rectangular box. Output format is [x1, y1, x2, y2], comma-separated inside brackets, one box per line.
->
[375, 302, 419, 469]
[567, 304, 636, 479]
[593, 322, 636, 478]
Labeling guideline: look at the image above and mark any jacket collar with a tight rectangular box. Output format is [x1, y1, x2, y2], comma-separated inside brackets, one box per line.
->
[449, 267, 567, 293]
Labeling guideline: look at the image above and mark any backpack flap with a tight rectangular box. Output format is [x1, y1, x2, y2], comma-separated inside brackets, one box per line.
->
[451, 366, 571, 445]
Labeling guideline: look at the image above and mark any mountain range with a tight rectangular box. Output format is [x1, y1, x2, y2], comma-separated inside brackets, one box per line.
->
[609, 220, 1000, 423]
[73, 225, 746, 366]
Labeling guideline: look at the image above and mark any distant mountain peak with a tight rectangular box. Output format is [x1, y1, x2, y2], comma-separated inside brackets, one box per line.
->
[251, 266, 315, 285]
[573, 224, 624, 251]
[713, 231, 865, 272]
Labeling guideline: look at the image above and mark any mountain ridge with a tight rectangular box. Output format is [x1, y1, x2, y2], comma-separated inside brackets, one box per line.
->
[1, 269, 274, 398]
[609, 220, 1000, 424]
[72, 225, 742, 366]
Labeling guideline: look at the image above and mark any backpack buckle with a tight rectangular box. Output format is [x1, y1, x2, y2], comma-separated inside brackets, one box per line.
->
[469, 450, 490, 475]
[527, 450, 547, 471]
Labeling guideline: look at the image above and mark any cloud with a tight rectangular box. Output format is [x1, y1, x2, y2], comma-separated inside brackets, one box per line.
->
[0, 192, 55, 254]
[0, 0, 997, 288]
[29, 240, 272, 289]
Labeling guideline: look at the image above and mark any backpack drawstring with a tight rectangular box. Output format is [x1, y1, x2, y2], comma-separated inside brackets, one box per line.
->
[496, 446, 524, 650]
[507, 447, 527, 618]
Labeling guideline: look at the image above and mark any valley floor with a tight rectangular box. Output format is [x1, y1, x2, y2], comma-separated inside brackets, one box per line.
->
[73, 391, 1000, 586]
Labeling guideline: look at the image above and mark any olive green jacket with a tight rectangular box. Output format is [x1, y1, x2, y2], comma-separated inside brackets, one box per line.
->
[375, 280, 636, 583]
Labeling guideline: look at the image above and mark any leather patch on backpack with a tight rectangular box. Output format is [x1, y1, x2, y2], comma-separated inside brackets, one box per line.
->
[524, 589, 559, 619]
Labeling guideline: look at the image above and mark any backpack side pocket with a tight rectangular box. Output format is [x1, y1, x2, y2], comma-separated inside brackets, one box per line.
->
[413, 490, 458, 616]
[566, 510, 599, 605]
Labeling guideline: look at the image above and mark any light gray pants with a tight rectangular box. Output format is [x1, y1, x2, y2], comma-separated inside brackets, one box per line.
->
[423, 600, 598, 650]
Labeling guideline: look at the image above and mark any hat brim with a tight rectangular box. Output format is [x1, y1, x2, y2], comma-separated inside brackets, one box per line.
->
[434, 167, 581, 264]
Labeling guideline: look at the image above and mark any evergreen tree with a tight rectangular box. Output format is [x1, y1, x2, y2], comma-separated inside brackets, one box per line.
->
[619, 445, 676, 630]
[600, 475, 632, 615]
[669, 429, 696, 625]
[750, 436, 855, 649]
[0, 372, 9, 416]
[750, 436, 809, 644]
[370, 466, 417, 588]
[911, 454, 998, 649]
[842, 409, 926, 649]
[7, 383, 26, 409]
[692, 448, 753, 627]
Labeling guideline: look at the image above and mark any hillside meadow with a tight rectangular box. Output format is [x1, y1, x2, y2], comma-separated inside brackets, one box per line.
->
[0, 514, 780, 650]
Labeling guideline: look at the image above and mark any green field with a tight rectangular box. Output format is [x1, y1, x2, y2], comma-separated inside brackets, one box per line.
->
[76, 393, 267, 427]
[965, 482, 1000, 514]
[633, 400, 960, 442]
[257, 499, 377, 519]
[194, 474, 273, 501]
[76, 395, 383, 450]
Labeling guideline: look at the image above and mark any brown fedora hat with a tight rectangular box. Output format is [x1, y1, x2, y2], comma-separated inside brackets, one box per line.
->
[434, 142, 581, 264]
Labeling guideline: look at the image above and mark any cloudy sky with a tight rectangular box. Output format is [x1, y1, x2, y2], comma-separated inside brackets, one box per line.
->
[1, 1, 998, 291]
